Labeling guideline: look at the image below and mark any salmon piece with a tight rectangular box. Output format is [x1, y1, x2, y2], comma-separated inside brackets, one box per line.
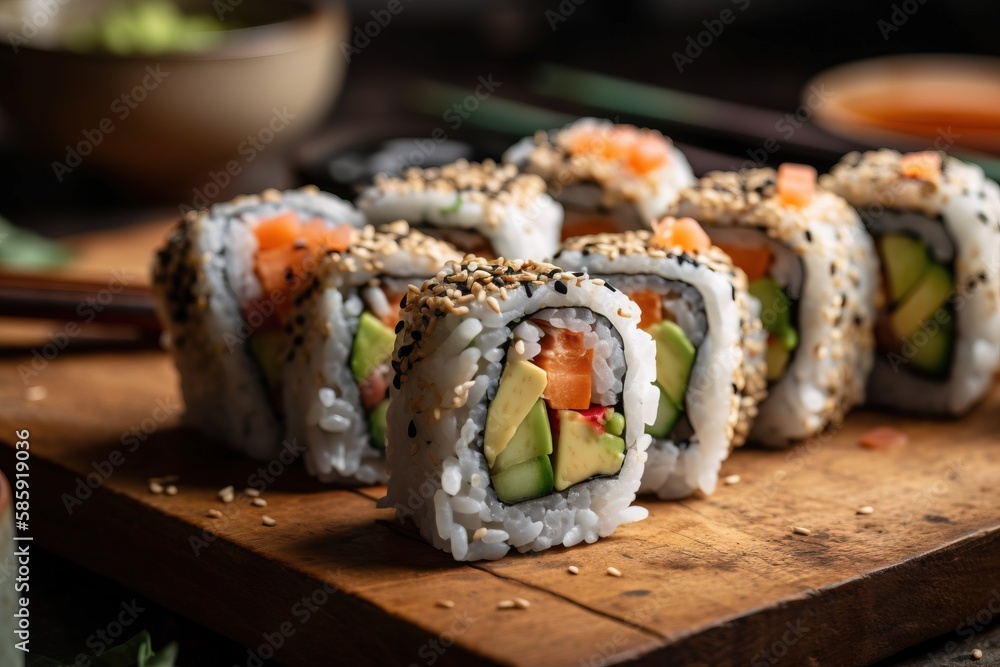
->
[533, 324, 593, 410]
[627, 289, 663, 329]
[254, 212, 302, 251]
[560, 217, 620, 241]
[650, 216, 711, 254]
[716, 242, 773, 282]
[776, 163, 817, 208]
[900, 151, 941, 185]
[359, 372, 389, 411]
[302, 219, 352, 252]
[859, 426, 909, 450]
[627, 135, 669, 174]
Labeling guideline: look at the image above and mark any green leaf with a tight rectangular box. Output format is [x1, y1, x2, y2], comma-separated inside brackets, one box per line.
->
[0, 217, 72, 271]
[91, 631, 153, 666]
[439, 193, 462, 214]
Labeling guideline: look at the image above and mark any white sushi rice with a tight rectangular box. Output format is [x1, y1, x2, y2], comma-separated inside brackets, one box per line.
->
[380, 262, 657, 561]
[151, 188, 365, 460]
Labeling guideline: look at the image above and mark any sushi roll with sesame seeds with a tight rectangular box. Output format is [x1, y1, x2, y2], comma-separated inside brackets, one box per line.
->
[822, 150, 1000, 415]
[356, 159, 563, 262]
[557, 220, 767, 499]
[152, 187, 365, 460]
[282, 221, 463, 484]
[670, 166, 879, 447]
[503, 118, 695, 239]
[378, 258, 657, 560]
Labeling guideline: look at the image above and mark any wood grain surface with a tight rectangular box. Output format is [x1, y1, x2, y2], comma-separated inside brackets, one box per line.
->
[1, 346, 998, 666]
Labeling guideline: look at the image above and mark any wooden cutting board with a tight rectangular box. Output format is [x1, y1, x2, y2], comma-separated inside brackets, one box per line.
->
[2, 220, 1000, 665]
[2, 347, 999, 666]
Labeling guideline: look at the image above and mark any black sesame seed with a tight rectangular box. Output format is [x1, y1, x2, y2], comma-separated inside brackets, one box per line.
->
[395, 320, 405, 334]
[524, 283, 533, 298]
[411, 330, 422, 341]
[554, 281, 568, 294]
[293, 335, 303, 347]
[393, 374, 401, 390]
[804, 230, 813, 242]
[604, 282, 617, 292]
[978, 212, 988, 223]
[295, 315, 305, 326]
[407, 420, 416, 438]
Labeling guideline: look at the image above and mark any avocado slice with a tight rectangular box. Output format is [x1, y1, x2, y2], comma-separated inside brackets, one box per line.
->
[368, 399, 389, 450]
[879, 233, 929, 304]
[890, 263, 952, 341]
[483, 360, 547, 468]
[247, 329, 286, 395]
[907, 318, 954, 377]
[492, 399, 553, 473]
[749, 278, 798, 347]
[645, 384, 681, 439]
[605, 410, 625, 437]
[492, 455, 554, 504]
[552, 410, 626, 491]
[765, 341, 792, 381]
[350, 311, 396, 382]
[647, 320, 696, 408]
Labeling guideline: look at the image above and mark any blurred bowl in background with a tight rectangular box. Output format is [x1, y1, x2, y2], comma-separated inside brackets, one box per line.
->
[0, 0, 348, 200]
[807, 54, 1000, 155]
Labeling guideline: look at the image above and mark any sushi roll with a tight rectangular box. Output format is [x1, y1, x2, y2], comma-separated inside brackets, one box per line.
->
[503, 117, 695, 238]
[379, 258, 657, 560]
[356, 159, 563, 261]
[152, 187, 365, 459]
[283, 221, 463, 484]
[670, 166, 879, 447]
[557, 220, 767, 499]
[822, 150, 1000, 415]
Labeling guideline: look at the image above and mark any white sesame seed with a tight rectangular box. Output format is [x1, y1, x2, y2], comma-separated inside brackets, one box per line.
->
[568, 565, 579, 575]
[856, 506, 874, 515]
[252, 498, 267, 507]
[218, 486, 235, 501]
[497, 600, 515, 610]
[244, 488, 261, 498]
[149, 482, 164, 494]
[436, 600, 455, 609]
[607, 567, 622, 577]
[793, 526, 812, 536]
[165, 485, 178, 496]
[472, 527, 488, 542]
[24, 386, 47, 401]
[207, 509, 223, 518]
[513, 597, 531, 609]
[261, 515, 277, 527]
[724, 474, 741, 485]
[972, 649, 983, 660]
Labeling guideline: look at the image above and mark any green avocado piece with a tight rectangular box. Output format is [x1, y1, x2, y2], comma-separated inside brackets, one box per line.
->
[880, 233, 930, 304]
[906, 318, 954, 377]
[645, 384, 681, 439]
[492, 455, 554, 504]
[890, 263, 953, 341]
[765, 342, 792, 382]
[749, 278, 797, 348]
[368, 399, 389, 450]
[350, 311, 396, 382]
[483, 360, 548, 467]
[553, 410, 625, 491]
[647, 320, 696, 408]
[247, 329, 286, 394]
[492, 399, 552, 473]
[605, 411, 625, 437]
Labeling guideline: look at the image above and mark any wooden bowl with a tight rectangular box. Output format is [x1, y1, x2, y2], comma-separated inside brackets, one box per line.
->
[0, 0, 348, 198]
[806, 54, 1000, 155]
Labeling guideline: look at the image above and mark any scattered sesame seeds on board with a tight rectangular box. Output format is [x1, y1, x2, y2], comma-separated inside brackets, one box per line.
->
[207, 509, 223, 519]
[972, 648, 983, 660]
[218, 485, 235, 502]
[148, 482, 164, 495]
[724, 474, 741, 485]
[793, 527, 813, 537]
[567, 565, 579, 575]
[436, 600, 455, 609]
[856, 506, 874, 515]
[607, 567, 623, 577]
[244, 488, 261, 498]
[165, 485, 178, 496]
[252, 498, 267, 507]
[513, 597, 531, 609]
[261, 516, 277, 527]
[497, 600, 516, 610]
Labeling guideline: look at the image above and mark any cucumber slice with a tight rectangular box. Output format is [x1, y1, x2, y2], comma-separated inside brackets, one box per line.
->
[890, 263, 952, 341]
[879, 233, 929, 304]
[645, 384, 681, 439]
[906, 319, 954, 377]
[368, 399, 389, 450]
[492, 455, 554, 504]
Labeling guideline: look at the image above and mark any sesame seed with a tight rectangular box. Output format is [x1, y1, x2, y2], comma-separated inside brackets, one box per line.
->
[252, 498, 267, 507]
[436, 600, 455, 609]
[607, 567, 622, 577]
[568, 565, 579, 575]
[497, 600, 516, 610]
[972, 649, 983, 660]
[244, 488, 261, 498]
[486, 296, 501, 314]
[793, 526, 812, 536]
[513, 340, 525, 355]
[513, 597, 531, 609]
[856, 506, 874, 515]
[472, 527, 488, 542]
[165, 485, 178, 496]
[24, 386, 47, 401]
[724, 474, 741, 485]
[208, 509, 223, 518]
[149, 482, 164, 495]
[261, 515, 277, 527]
[218, 486, 235, 503]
